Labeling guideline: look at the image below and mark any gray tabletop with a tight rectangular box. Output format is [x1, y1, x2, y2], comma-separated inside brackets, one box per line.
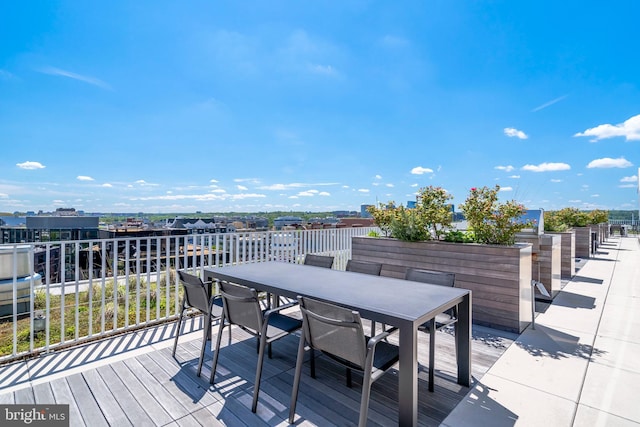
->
[204, 261, 472, 426]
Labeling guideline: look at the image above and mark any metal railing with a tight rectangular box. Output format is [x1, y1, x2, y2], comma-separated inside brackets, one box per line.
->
[0, 227, 377, 362]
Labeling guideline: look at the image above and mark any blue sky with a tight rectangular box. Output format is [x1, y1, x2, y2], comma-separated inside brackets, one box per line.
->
[1, 1, 638, 214]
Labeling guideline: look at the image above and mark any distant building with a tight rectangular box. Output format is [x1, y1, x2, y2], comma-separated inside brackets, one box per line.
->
[165, 218, 228, 234]
[360, 205, 373, 218]
[273, 216, 303, 230]
[1, 216, 99, 243]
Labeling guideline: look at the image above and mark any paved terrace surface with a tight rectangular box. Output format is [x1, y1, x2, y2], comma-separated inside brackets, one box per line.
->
[443, 235, 640, 426]
[0, 235, 637, 426]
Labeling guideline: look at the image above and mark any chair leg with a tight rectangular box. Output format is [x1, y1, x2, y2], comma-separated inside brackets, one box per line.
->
[251, 335, 269, 413]
[172, 305, 185, 357]
[197, 312, 212, 377]
[429, 319, 436, 392]
[210, 313, 227, 384]
[289, 332, 308, 424]
[358, 371, 374, 427]
[310, 348, 316, 378]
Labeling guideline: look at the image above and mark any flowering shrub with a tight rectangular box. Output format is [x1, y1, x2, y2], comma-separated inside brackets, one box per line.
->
[367, 186, 453, 241]
[545, 207, 609, 230]
[459, 185, 532, 245]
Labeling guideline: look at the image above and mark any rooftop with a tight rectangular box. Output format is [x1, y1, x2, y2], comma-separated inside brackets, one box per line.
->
[0, 235, 637, 425]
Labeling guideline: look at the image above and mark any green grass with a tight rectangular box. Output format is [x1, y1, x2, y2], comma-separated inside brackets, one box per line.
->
[0, 271, 181, 358]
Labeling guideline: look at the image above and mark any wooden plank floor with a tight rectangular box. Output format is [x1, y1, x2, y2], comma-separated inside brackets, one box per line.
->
[0, 319, 517, 426]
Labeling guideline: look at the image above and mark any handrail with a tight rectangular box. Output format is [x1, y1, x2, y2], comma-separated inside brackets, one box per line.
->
[0, 227, 377, 362]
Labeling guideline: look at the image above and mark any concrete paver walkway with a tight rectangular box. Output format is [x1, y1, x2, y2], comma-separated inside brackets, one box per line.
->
[442, 236, 640, 426]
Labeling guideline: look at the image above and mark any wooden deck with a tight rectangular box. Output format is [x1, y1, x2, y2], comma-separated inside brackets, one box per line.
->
[0, 316, 517, 426]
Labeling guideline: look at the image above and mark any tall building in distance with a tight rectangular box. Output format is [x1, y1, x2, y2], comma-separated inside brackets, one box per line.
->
[360, 204, 373, 218]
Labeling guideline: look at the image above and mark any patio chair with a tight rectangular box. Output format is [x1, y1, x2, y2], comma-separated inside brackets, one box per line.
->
[289, 296, 399, 427]
[173, 271, 224, 377]
[405, 267, 457, 392]
[346, 259, 383, 334]
[345, 259, 382, 276]
[210, 281, 302, 413]
[303, 254, 335, 268]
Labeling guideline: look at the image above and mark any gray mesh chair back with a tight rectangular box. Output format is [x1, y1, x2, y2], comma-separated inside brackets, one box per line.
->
[289, 296, 399, 427]
[346, 260, 383, 334]
[405, 267, 457, 392]
[301, 297, 368, 367]
[211, 281, 302, 413]
[218, 281, 263, 332]
[405, 268, 455, 288]
[346, 259, 382, 276]
[303, 254, 335, 268]
[173, 271, 223, 377]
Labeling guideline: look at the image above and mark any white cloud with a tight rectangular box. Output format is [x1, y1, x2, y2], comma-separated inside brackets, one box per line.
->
[17, 161, 45, 170]
[410, 183, 419, 187]
[522, 162, 571, 172]
[0, 193, 8, 198]
[380, 35, 409, 48]
[386, 183, 394, 188]
[38, 66, 111, 90]
[375, 175, 382, 180]
[531, 95, 568, 112]
[411, 166, 433, 175]
[237, 185, 248, 191]
[358, 189, 370, 193]
[0, 69, 15, 80]
[587, 157, 633, 169]
[77, 176, 94, 181]
[499, 186, 513, 192]
[550, 179, 563, 183]
[591, 194, 600, 198]
[495, 165, 515, 172]
[234, 178, 261, 185]
[230, 193, 266, 200]
[318, 191, 330, 196]
[210, 179, 219, 183]
[620, 175, 638, 183]
[135, 180, 159, 186]
[509, 175, 521, 179]
[504, 128, 529, 139]
[298, 190, 318, 197]
[308, 64, 338, 76]
[568, 199, 581, 203]
[258, 182, 338, 190]
[574, 114, 640, 141]
[102, 183, 113, 188]
[619, 184, 637, 188]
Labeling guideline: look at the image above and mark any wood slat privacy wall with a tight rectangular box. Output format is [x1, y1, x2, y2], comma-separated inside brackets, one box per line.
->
[515, 233, 562, 299]
[547, 231, 576, 280]
[351, 236, 533, 333]
[573, 227, 592, 259]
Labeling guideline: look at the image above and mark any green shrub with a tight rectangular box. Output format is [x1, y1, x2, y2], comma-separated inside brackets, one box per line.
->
[459, 185, 532, 245]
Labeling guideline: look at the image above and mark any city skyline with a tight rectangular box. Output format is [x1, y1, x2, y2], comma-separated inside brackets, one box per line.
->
[1, 1, 639, 213]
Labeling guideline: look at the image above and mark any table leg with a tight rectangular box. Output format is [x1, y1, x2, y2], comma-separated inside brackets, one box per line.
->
[456, 294, 472, 386]
[398, 324, 418, 426]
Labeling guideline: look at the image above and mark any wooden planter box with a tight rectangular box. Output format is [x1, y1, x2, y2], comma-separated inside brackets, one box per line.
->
[351, 236, 532, 333]
[515, 233, 562, 300]
[547, 231, 575, 280]
[573, 227, 592, 259]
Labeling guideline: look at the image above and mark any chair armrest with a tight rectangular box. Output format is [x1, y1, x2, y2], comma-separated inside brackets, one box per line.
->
[367, 327, 398, 350]
[263, 300, 299, 319]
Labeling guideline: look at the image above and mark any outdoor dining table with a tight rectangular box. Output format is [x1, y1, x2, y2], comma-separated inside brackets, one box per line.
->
[204, 261, 472, 427]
